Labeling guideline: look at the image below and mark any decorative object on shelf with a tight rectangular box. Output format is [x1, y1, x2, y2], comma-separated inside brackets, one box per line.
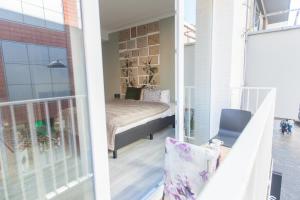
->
[280, 119, 294, 135]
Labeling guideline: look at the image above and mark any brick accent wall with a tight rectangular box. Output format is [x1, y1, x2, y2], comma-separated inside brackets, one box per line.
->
[118, 21, 161, 95]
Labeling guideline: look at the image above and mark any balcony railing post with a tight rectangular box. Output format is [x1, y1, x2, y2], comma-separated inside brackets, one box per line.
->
[44, 102, 57, 191]
[57, 100, 69, 184]
[188, 87, 192, 138]
[0, 108, 9, 200]
[69, 98, 80, 180]
[198, 88, 276, 200]
[10, 105, 27, 200]
[256, 89, 260, 110]
[26, 103, 46, 199]
[0, 147, 9, 200]
[246, 88, 250, 111]
[77, 97, 89, 176]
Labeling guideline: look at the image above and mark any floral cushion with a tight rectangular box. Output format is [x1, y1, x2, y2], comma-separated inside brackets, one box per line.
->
[163, 137, 220, 200]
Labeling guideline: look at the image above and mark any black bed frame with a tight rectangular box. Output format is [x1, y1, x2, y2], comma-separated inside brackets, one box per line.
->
[112, 115, 175, 158]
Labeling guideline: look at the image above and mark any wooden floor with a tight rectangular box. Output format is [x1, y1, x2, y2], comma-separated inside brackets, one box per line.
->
[108, 126, 175, 200]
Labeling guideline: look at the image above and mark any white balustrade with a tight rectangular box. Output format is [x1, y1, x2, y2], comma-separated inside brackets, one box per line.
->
[197, 88, 276, 200]
[0, 95, 91, 200]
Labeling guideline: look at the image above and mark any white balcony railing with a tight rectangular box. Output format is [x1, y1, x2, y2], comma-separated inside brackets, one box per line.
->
[0, 96, 93, 200]
[251, 8, 300, 32]
[198, 87, 276, 199]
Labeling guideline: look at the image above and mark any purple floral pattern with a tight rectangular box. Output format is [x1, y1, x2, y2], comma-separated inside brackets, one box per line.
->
[164, 137, 220, 200]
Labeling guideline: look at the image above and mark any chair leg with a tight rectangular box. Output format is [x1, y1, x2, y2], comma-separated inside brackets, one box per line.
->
[113, 150, 117, 159]
[149, 133, 153, 140]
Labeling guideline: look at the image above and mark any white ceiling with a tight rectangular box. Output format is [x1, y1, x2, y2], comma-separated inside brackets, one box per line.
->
[99, 0, 174, 34]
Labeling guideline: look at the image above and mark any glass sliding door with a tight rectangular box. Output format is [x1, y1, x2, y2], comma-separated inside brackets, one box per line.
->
[183, 0, 197, 143]
[0, 0, 108, 199]
[181, 0, 214, 145]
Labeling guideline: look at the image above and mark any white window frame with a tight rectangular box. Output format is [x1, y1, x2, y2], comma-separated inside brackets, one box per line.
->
[81, 0, 186, 199]
[81, 0, 111, 199]
[175, 0, 185, 142]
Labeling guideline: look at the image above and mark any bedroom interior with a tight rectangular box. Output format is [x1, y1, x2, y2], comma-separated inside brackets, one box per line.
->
[100, 0, 176, 199]
[0, 0, 290, 199]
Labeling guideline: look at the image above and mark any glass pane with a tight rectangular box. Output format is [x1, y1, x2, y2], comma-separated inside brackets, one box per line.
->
[101, 2, 176, 200]
[0, 1, 96, 199]
[184, 0, 199, 143]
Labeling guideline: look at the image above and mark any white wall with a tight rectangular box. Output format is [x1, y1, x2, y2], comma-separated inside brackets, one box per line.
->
[193, 0, 248, 143]
[160, 17, 175, 102]
[246, 28, 300, 120]
[102, 32, 120, 101]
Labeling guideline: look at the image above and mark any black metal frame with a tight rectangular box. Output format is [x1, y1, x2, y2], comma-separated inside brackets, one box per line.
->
[112, 115, 175, 158]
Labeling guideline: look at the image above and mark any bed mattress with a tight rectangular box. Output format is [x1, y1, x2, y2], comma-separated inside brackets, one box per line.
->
[105, 100, 174, 150]
[115, 102, 175, 134]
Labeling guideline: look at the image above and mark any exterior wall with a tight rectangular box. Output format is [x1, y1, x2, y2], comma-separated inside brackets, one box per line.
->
[0, 0, 80, 123]
[0, 47, 8, 101]
[246, 28, 300, 119]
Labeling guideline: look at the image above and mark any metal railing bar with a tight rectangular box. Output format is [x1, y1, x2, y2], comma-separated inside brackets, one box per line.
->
[0, 95, 85, 107]
[187, 88, 192, 138]
[0, 109, 9, 200]
[0, 108, 9, 172]
[231, 86, 273, 90]
[10, 105, 27, 200]
[246, 89, 250, 111]
[0, 151, 9, 200]
[78, 98, 89, 175]
[45, 174, 93, 200]
[69, 99, 80, 180]
[57, 100, 69, 184]
[198, 89, 276, 200]
[44, 102, 58, 192]
[263, 8, 300, 18]
[256, 89, 260, 110]
[26, 103, 46, 199]
[294, 10, 300, 26]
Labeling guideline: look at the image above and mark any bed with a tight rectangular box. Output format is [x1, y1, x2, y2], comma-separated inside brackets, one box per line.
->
[106, 99, 175, 158]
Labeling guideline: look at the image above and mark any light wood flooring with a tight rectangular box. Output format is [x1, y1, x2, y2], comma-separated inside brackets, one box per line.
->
[108, 126, 174, 200]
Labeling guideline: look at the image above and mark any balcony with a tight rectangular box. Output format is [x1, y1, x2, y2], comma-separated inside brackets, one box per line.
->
[0, 96, 94, 200]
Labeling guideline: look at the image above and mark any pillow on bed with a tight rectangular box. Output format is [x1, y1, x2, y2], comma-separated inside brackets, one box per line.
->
[160, 90, 170, 104]
[125, 87, 142, 100]
[143, 88, 161, 102]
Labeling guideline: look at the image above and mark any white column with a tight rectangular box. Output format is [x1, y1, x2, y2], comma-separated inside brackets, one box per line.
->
[175, 0, 185, 141]
[194, 0, 248, 142]
[193, 0, 214, 144]
[81, 0, 111, 199]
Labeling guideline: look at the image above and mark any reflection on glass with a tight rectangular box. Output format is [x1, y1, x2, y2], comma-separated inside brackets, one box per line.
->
[0, 0, 95, 199]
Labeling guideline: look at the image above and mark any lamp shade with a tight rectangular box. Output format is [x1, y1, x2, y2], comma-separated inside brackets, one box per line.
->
[48, 60, 66, 68]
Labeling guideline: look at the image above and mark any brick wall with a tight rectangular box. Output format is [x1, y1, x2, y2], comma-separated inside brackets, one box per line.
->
[0, 0, 80, 125]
